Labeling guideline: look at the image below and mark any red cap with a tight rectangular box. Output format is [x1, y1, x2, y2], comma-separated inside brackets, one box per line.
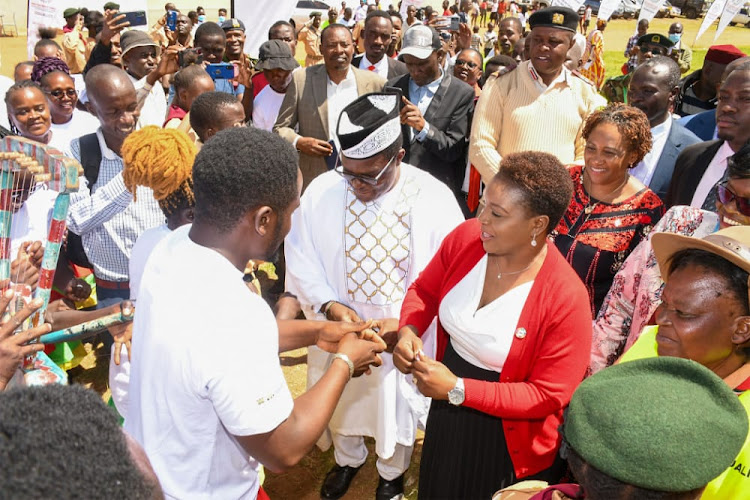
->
[705, 45, 746, 65]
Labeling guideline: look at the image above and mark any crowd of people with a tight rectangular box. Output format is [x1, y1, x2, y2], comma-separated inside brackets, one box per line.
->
[1, 0, 750, 499]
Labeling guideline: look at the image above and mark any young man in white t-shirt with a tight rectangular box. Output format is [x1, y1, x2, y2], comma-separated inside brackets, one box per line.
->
[252, 39, 299, 132]
[124, 126, 386, 499]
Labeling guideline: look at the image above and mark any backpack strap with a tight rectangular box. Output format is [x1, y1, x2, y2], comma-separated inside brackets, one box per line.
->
[78, 133, 102, 192]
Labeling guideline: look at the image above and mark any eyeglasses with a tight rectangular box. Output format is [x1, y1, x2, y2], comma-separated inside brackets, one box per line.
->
[335, 154, 396, 186]
[455, 59, 479, 69]
[44, 89, 77, 99]
[718, 181, 750, 216]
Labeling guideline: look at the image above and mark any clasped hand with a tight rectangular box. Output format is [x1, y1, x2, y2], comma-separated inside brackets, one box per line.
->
[393, 326, 457, 400]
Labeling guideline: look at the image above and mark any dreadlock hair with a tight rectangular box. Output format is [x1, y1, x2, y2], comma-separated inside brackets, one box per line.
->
[121, 126, 197, 219]
[31, 57, 70, 84]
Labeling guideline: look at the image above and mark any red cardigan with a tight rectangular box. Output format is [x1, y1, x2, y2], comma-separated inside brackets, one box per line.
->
[399, 219, 592, 478]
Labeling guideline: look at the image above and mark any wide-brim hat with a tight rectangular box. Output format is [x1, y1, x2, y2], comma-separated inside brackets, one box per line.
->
[652, 226, 750, 282]
[255, 39, 298, 72]
[120, 30, 161, 58]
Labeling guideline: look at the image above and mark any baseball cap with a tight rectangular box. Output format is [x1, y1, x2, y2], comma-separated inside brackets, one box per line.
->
[400, 25, 441, 60]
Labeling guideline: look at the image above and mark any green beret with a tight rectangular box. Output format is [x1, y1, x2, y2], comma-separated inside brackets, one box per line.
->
[528, 7, 579, 33]
[63, 7, 81, 19]
[637, 33, 675, 49]
[310, 11, 322, 18]
[103, 2, 120, 10]
[564, 357, 748, 492]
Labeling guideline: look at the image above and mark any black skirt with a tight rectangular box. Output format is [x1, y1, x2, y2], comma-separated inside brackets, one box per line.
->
[418, 341, 565, 500]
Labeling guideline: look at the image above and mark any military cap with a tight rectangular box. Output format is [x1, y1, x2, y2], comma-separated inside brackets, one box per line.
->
[310, 11, 323, 18]
[528, 7, 578, 33]
[220, 18, 245, 32]
[564, 357, 748, 492]
[637, 33, 675, 50]
[63, 7, 81, 19]
[102, 2, 120, 10]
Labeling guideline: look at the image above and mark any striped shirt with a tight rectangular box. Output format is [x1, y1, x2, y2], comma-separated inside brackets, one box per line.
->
[68, 129, 164, 282]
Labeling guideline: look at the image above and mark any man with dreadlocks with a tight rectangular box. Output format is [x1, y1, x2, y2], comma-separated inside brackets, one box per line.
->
[108, 125, 196, 421]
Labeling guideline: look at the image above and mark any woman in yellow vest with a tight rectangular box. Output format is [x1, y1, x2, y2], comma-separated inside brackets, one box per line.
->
[619, 225, 750, 499]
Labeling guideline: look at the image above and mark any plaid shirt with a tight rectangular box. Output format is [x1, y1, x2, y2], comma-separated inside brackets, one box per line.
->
[68, 129, 164, 282]
[624, 33, 640, 72]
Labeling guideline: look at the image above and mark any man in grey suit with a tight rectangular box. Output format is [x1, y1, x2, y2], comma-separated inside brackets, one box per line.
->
[274, 24, 385, 189]
[628, 56, 701, 201]
[386, 25, 474, 201]
[352, 10, 408, 80]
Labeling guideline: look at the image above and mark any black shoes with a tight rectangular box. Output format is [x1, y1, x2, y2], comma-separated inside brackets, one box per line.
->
[375, 474, 405, 500]
[320, 464, 362, 499]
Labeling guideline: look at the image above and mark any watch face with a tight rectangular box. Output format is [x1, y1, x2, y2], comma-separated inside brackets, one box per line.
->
[448, 388, 464, 405]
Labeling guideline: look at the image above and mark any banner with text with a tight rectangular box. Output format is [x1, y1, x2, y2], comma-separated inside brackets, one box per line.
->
[695, 0, 727, 42]
[637, 0, 668, 24]
[597, 0, 621, 22]
[715, 0, 745, 40]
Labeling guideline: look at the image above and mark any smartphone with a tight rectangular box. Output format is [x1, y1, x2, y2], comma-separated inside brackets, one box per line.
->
[178, 47, 203, 67]
[120, 10, 147, 27]
[166, 10, 177, 31]
[434, 15, 460, 31]
[205, 63, 235, 80]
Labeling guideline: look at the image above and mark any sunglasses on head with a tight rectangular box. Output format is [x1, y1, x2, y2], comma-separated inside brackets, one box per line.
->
[334, 154, 397, 187]
[718, 181, 750, 216]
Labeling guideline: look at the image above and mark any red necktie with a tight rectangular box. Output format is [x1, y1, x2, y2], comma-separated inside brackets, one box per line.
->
[368, 65, 376, 71]
[467, 165, 481, 212]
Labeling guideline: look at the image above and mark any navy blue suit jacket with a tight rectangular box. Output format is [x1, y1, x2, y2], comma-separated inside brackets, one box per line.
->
[648, 121, 702, 201]
[677, 109, 716, 142]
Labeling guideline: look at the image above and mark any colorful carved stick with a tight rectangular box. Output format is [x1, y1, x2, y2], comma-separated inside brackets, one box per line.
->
[0, 137, 81, 386]
[40, 305, 135, 344]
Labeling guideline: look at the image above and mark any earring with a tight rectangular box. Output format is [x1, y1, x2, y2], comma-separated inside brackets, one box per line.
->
[531, 234, 537, 247]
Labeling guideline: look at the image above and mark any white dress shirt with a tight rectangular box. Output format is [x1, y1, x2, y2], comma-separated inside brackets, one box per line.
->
[691, 141, 735, 208]
[358, 54, 389, 80]
[631, 118, 672, 187]
[326, 69, 359, 149]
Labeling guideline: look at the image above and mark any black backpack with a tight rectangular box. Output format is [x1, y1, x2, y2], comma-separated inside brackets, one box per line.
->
[66, 133, 102, 269]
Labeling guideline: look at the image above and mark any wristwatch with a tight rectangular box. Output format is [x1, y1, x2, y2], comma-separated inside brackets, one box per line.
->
[448, 378, 465, 406]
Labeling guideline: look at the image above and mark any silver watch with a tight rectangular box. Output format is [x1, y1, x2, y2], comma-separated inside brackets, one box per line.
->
[448, 378, 465, 406]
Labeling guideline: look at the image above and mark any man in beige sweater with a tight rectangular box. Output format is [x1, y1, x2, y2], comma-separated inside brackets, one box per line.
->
[469, 7, 606, 186]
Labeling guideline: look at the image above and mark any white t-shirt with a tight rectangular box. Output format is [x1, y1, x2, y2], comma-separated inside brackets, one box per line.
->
[50, 110, 100, 154]
[124, 226, 293, 499]
[109, 223, 170, 421]
[252, 85, 286, 132]
[10, 187, 57, 259]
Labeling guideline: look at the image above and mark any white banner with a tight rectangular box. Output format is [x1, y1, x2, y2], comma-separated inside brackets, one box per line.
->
[637, 0, 668, 24]
[597, 0, 621, 22]
[550, 0, 586, 12]
[235, 0, 298, 58]
[26, 0, 149, 58]
[695, 0, 727, 42]
[26, 0, 59, 58]
[715, 0, 745, 40]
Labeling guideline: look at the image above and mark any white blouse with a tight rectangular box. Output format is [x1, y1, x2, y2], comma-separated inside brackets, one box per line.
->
[438, 254, 533, 373]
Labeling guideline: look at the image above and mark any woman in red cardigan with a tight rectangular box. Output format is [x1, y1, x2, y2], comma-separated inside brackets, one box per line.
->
[394, 152, 593, 499]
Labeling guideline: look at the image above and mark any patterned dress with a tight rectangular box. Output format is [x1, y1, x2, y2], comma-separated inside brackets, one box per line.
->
[553, 165, 665, 316]
[581, 29, 605, 90]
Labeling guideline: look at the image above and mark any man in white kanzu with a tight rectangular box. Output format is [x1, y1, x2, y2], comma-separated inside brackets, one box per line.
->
[285, 92, 464, 500]
[124, 127, 386, 500]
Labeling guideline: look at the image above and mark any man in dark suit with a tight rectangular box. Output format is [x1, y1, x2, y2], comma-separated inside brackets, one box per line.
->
[352, 10, 408, 80]
[667, 65, 750, 208]
[386, 24, 474, 200]
[628, 56, 701, 201]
